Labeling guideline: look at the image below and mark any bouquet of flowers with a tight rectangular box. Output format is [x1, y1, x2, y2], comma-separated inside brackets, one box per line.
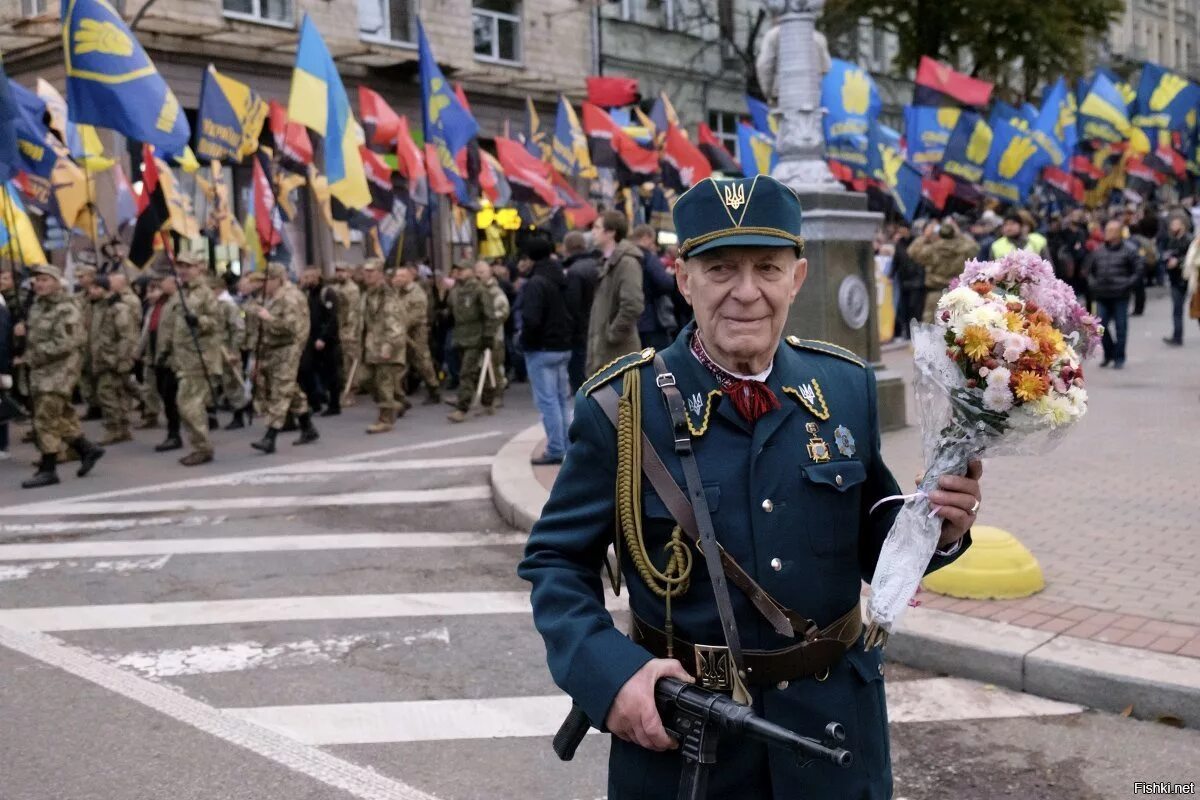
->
[864, 249, 1103, 647]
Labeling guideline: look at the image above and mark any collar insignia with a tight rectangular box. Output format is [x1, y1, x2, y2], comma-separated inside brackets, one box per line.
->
[688, 392, 705, 417]
[789, 378, 830, 421]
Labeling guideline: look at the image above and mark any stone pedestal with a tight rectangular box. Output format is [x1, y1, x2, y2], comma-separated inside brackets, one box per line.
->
[783, 191, 907, 431]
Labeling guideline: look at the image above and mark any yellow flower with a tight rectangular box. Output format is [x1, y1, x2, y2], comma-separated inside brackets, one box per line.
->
[961, 325, 993, 361]
[1004, 311, 1025, 332]
[1012, 370, 1050, 402]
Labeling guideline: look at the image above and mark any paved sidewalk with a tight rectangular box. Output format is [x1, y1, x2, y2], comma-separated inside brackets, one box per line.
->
[496, 289, 1200, 724]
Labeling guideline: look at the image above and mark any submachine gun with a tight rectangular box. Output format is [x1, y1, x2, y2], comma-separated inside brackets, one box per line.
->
[553, 677, 852, 800]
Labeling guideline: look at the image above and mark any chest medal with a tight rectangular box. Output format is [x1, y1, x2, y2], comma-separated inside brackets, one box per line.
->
[805, 422, 832, 463]
[834, 425, 856, 458]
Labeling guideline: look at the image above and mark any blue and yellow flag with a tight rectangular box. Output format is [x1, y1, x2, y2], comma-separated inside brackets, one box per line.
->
[990, 100, 1035, 133]
[737, 122, 776, 176]
[551, 96, 595, 179]
[62, 0, 189, 151]
[1133, 63, 1200, 131]
[1080, 73, 1149, 152]
[1032, 77, 1076, 169]
[941, 112, 992, 185]
[7, 80, 58, 178]
[523, 96, 549, 160]
[982, 117, 1042, 204]
[904, 105, 960, 168]
[288, 15, 370, 209]
[822, 59, 880, 145]
[745, 94, 777, 137]
[417, 17, 477, 204]
[196, 64, 268, 163]
[0, 61, 16, 184]
[0, 181, 48, 265]
[871, 126, 922, 223]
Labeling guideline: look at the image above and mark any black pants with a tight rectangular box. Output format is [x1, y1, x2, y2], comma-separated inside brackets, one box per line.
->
[898, 287, 926, 338]
[155, 365, 181, 437]
[1132, 275, 1146, 315]
[316, 344, 342, 410]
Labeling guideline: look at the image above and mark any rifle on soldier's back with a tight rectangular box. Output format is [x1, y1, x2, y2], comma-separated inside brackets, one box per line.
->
[159, 233, 219, 424]
[554, 678, 851, 800]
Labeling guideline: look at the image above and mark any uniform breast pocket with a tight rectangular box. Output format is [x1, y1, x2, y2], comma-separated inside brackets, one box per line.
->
[799, 460, 866, 557]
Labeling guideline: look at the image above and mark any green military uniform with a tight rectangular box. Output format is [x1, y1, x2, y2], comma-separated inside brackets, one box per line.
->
[448, 273, 499, 417]
[250, 265, 317, 452]
[396, 281, 439, 403]
[21, 264, 105, 489]
[908, 231, 979, 323]
[361, 266, 407, 433]
[166, 269, 222, 463]
[73, 264, 100, 415]
[519, 176, 971, 800]
[216, 289, 246, 409]
[481, 275, 510, 403]
[333, 268, 364, 398]
[89, 287, 138, 443]
[241, 275, 268, 418]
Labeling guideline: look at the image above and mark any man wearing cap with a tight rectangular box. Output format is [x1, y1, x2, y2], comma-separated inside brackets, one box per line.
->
[331, 262, 364, 405]
[167, 254, 222, 466]
[19, 264, 106, 488]
[360, 260, 407, 433]
[446, 261, 499, 423]
[240, 271, 268, 420]
[73, 259, 102, 421]
[908, 217, 978, 323]
[87, 274, 139, 445]
[250, 264, 319, 453]
[392, 263, 441, 405]
[520, 175, 983, 799]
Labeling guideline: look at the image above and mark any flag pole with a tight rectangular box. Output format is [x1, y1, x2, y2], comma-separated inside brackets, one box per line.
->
[157, 223, 220, 414]
[79, 150, 105, 271]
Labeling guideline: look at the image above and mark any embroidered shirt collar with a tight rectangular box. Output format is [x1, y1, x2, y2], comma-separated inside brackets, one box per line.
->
[690, 329, 774, 384]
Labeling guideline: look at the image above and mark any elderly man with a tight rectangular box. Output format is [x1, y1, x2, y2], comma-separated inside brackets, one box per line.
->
[519, 176, 983, 799]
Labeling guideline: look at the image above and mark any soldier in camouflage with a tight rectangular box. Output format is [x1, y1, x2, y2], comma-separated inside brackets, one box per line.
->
[166, 255, 223, 467]
[19, 264, 105, 489]
[240, 272, 268, 423]
[212, 273, 248, 429]
[361, 261, 407, 434]
[250, 263, 319, 454]
[73, 261, 102, 421]
[391, 264, 440, 407]
[87, 275, 139, 445]
[447, 262, 499, 423]
[331, 262, 363, 405]
[475, 260, 510, 408]
[136, 277, 164, 430]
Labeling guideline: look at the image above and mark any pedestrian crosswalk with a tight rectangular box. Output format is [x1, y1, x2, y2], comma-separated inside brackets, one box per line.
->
[0, 425, 1086, 800]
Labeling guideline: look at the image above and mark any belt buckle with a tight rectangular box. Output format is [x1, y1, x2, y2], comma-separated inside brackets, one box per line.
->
[656, 372, 677, 388]
[694, 644, 733, 691]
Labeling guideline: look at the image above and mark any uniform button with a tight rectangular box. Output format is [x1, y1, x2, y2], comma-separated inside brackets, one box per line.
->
[770, 557, 782, 571]
[761, 498, 774, 513]
[835, 474, 844, 487]
[776, 680, 789, 690]
[878, 664, 885, 675]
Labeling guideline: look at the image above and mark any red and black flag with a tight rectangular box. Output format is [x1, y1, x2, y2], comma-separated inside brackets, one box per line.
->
[697, 123, 742, 175]
[1070, 154, 1105, 189]
[129, 145, 168, 267]
[581, 102, 658, 181]
[495, 136, 559, 206]
[914, 56, 994, 109]
[359, 145, 395, 216]
[549, 169, 597, 229]
[1042, 166, 1085, 205]
[586, 76, 639, 108]
[358, 86, 401, 150]
[268, 100, 313, 173]
[1124, 156, 1164, 198]
[921, 173, 957, 211]
[660, 123, 712, 191]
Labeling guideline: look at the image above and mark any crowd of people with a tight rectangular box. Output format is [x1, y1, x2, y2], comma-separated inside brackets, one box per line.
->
[0, 209, 696, 487]
[876, 201, 1200, 367]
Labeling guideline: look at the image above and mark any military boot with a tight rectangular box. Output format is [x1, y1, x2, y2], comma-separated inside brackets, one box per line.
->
[22, 454, 60, 489]
[294, 413, 320, 445]
[366, 408, 395, 434]
[71, 436, 106, 478]
[155, 434, 183, 452]
[446, 409, 467, 424]
[422, 386, 442, 405]
[136, 416, 160, 430]
[251, 428, 278, 454]
[82, 405, 103, 421]
[207, 412, 220, 430]
[98, 430, 133, 446]
[179, 450, 214, 467]
[225, 408, 246, 430]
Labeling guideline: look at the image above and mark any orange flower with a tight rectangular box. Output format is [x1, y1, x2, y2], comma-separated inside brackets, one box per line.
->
[1029, 323, 1065, 357]
[961, 325, 993, 361]
[1012, 370, 1050, 402]
[971, 280, 994, 296]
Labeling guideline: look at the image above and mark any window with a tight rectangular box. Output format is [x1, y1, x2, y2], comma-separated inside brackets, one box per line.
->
[21, 0, 50, 15]
[708, 110, 739, 161]
[223, 0, 293, 26]
[473, 0, 521, 64]
[621, 0, 676, 29]
[359, 0, 417, 44]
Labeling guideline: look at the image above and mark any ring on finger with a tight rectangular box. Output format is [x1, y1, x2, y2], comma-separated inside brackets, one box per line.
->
[969, 498, 980, 515]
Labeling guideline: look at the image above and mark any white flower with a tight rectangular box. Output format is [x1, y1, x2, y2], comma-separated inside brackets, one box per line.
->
[981, 366, 1014, 413]
[939, 286, 984, 319]
[1030, 395, 1075, 428]
[963, 302, 1006, 330]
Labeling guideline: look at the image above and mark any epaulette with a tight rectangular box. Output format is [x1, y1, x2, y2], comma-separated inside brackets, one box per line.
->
[582, 348, 656, 396]
[785, 336, 866, 367]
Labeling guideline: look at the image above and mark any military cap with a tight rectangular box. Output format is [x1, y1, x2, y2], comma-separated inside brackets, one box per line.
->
[265, 262, 289, 280]
[175, 252, 204, 267]
[673, 175, 805, 259]
[94, 274, 111, 291]
[362, 259, 383, 272]
[74, 249, 98, 267]
[30, 264, 63, 280]
[333, 261, 351, 272]
[244, 270, 266, 283]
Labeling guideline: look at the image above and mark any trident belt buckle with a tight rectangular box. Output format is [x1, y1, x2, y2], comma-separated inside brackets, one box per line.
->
[694, 644, 734, 691]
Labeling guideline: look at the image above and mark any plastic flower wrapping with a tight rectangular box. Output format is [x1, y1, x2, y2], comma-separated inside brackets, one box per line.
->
[864, 250, 1103, 647]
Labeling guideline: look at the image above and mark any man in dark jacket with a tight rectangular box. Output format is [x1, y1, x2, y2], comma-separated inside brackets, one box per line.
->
[520, 236, 575, 465]
[298, 266, 341, 415]
[631, 224, 677, 351]
[890, 224, 923, 339]
[562, 231, 601, 391]
[1084, 219, 1142, 368]
[1158, 215, 1191, 345]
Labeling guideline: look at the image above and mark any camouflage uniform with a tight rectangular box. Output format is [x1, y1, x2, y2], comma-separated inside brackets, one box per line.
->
[448, 274, 499, 415]
[480, 276, 510, 403]
[908, 232, 979, 323]
[396, 281, 439, 404]
[362, 277, 407, 432]
[167, 275, 222, 458]
[216, 292, 246, 408]
[257, 280, 311, 430]
[28, 285, 86, 455]
[241, 280, 269, 416]
[89, 291, 139, 441]
[333, 275, 363, 396]
[75, 289, 100, 411]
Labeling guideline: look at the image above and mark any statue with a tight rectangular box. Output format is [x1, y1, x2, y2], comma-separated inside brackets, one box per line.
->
[760, 0, 842, 192]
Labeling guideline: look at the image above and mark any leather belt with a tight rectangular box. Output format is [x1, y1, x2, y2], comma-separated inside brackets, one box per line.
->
[630, 602, 863, 690]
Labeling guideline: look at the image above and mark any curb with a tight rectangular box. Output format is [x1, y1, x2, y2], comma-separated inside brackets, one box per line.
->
[489, 426, 1200, 727]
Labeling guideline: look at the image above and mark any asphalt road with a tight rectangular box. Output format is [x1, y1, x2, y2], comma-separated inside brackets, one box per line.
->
[0, 391, 1195, 800]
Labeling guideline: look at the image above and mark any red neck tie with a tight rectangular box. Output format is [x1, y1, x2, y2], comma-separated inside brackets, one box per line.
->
[690, 330, 781, 424]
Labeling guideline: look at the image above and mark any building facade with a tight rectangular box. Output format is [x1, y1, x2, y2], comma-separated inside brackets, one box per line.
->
[1104, 0, 1200, 80]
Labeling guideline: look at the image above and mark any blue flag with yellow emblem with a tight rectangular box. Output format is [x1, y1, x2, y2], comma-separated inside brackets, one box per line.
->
[1079, 72, 1144, 148]
[1133, 63, 1200, 131]
[417, 17, 476, 205]
[1031, 77, 1076, 169]
[822, 59, 880, 146]
[904, 105, 960, 169]
[875, 131, 923, 223]
[551, 96, 595, 179]
[0, 57, 18, 184]
[941, 112, 992, 185]
[737, 122, 776, 177]
[982, 117, 1042, 204]
[7, 81, 58, 178]
[62, 0, 189, 151]
[196, 64, 268, 164]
